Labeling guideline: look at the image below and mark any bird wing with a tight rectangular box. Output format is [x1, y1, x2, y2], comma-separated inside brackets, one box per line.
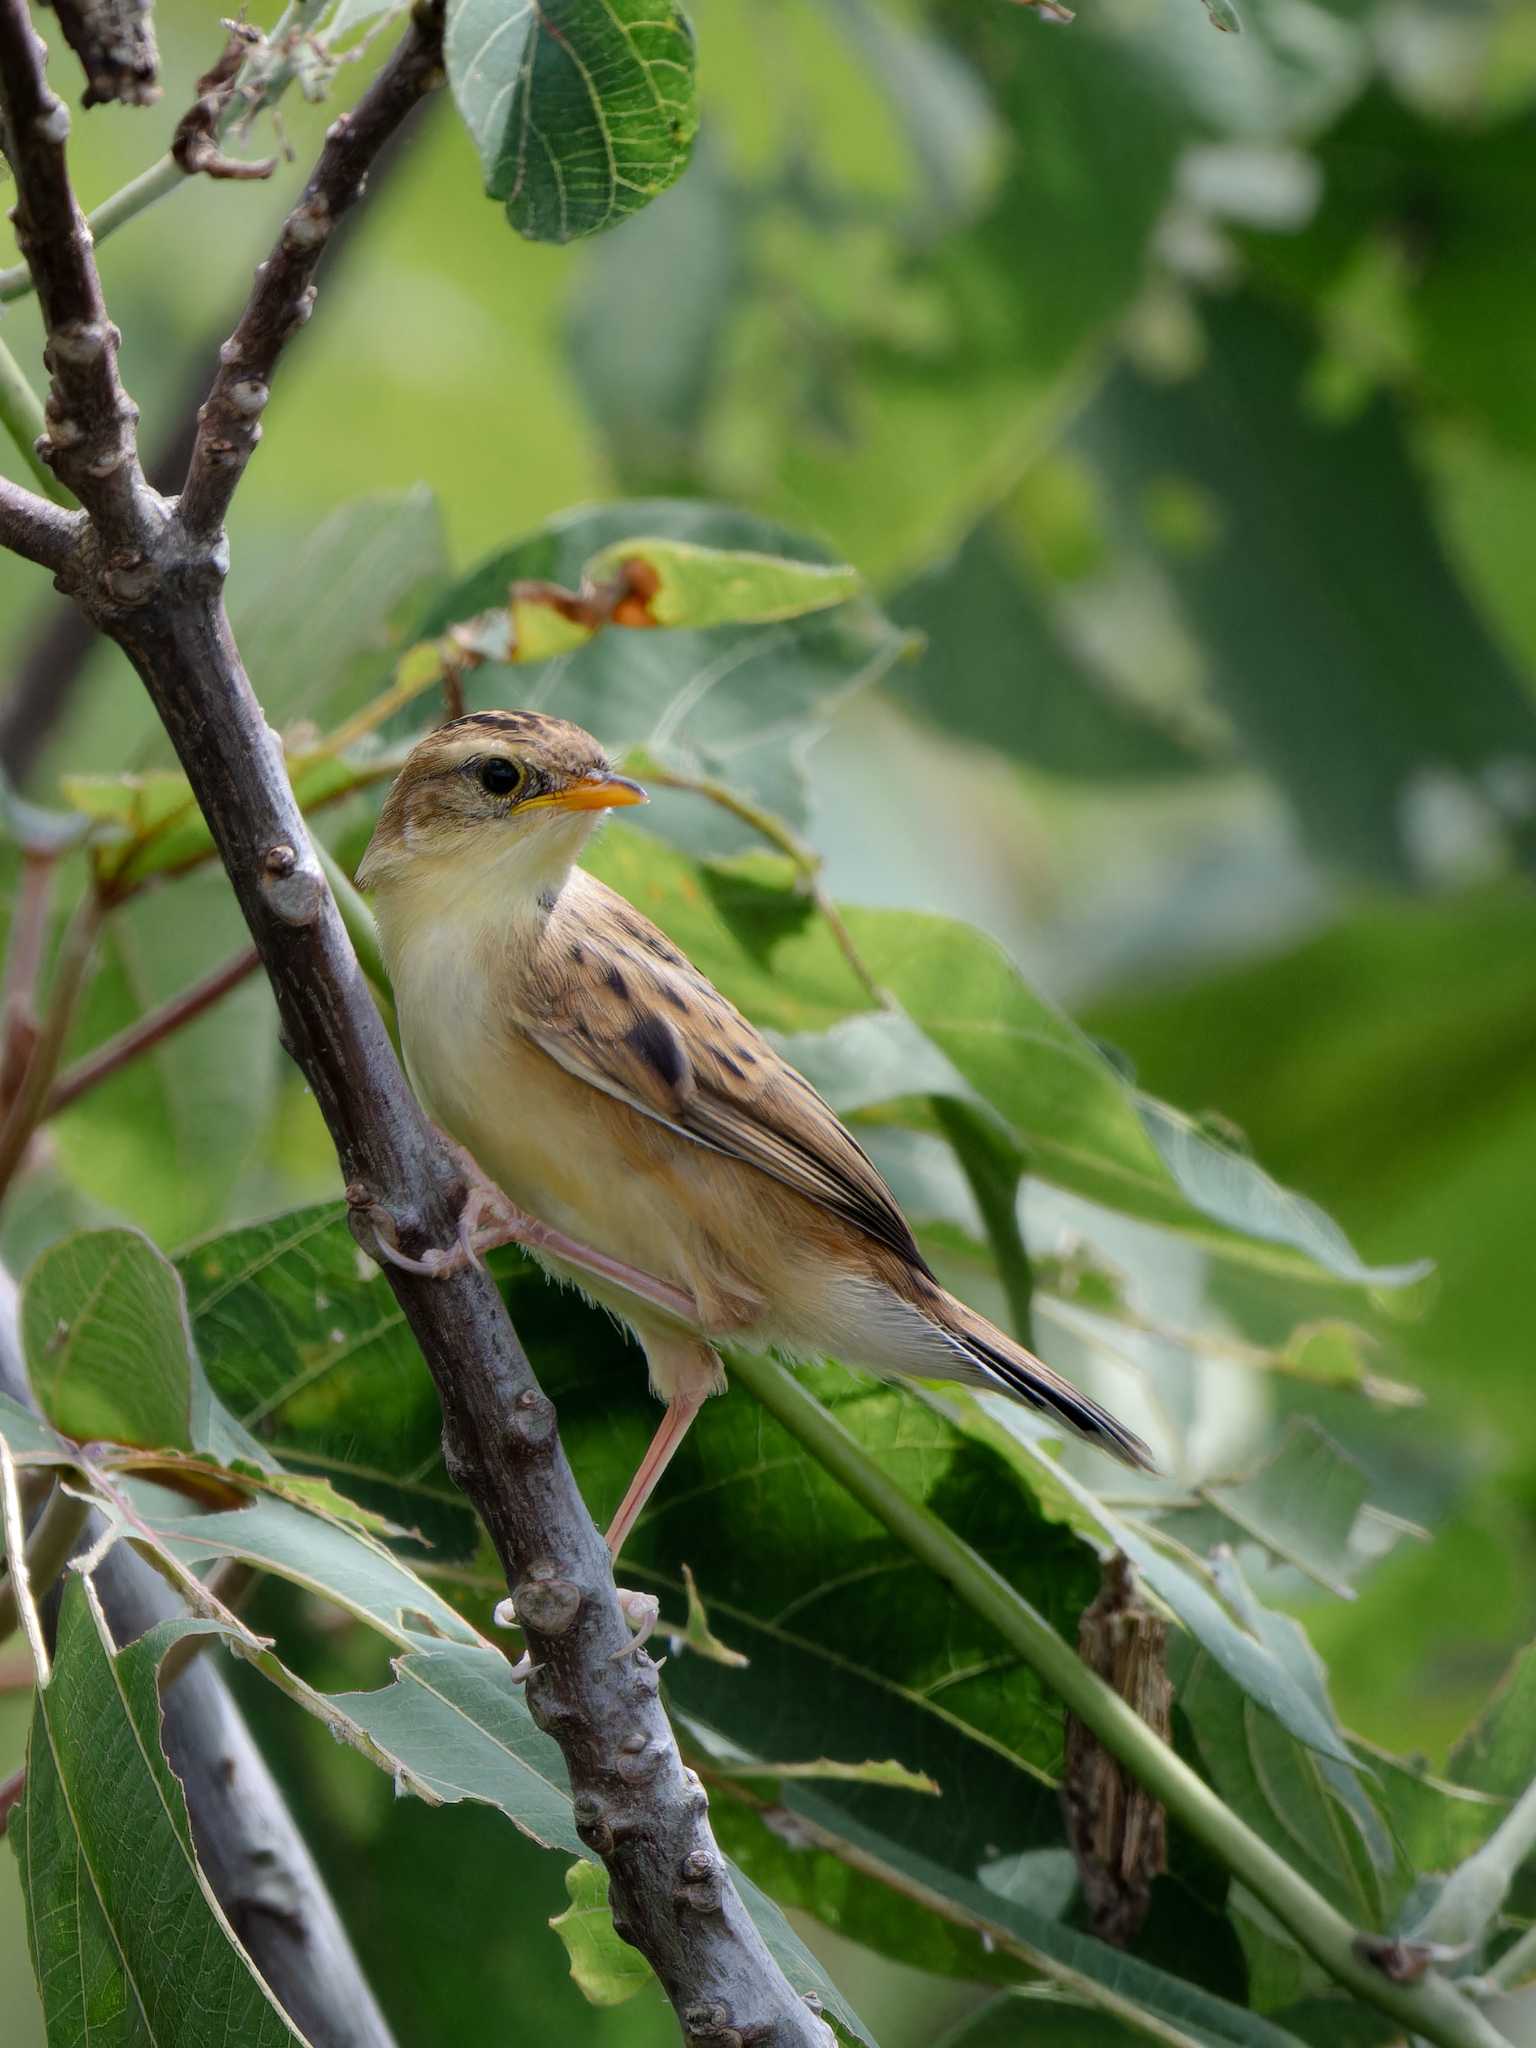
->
[509, 873, 931, 1272]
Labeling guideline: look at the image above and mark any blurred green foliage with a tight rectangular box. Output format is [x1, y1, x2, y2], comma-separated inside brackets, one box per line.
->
[2, 0, 1536, 2038]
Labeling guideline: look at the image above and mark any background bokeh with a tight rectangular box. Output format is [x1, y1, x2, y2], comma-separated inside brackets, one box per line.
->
[2, 0, 1535, 2036]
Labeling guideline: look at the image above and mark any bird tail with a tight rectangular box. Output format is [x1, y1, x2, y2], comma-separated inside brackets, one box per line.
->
[930, 1293, 1156, 1473]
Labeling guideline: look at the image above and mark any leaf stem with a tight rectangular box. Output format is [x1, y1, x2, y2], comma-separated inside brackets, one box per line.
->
[45, 944, 262, 1119]
[728, 1350, 1514, 2048]
[1416, 1776, 1536, 1955]
[640, 763, 886, 1007]
[0, 334, 72, 505]
[932, 1096, 1035, 1344]
[314, 839, 398, 1043]
[0, 887, 104, 1202]
[0, 154, 185, 306]
[0, 1480, 90, 1646]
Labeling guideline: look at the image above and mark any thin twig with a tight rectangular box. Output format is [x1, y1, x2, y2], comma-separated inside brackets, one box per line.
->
[0, 331, 72, 505]
[0, 886, 103, 1200]
[0, 152, 181, 304]
[0, 474, 79, 570]
[643, 763, 888, 1005]
[179, 0, 446, 541]
[0, 0, 147, 528]
[0, 1480, 91, 1645]
[45, 943, 262, 1118]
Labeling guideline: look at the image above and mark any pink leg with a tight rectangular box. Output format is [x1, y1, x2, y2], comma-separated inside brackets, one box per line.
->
[605, 1382, 709, 1560]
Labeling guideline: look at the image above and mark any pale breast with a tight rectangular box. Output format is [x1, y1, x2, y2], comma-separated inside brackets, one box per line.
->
[390, 915, 716, 1304]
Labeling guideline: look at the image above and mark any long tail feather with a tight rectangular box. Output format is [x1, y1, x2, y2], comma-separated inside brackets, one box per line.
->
[935, 1296, 1156, 1473]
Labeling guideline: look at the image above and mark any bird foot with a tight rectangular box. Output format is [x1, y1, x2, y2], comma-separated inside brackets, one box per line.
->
[493, 1586, 661, 1681]
[610, 1589, 661, 1661]
[367, 1141, 700, 1324]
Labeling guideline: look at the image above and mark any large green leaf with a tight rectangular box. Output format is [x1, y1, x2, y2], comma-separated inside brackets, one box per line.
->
[14, 1580, 306, 2047]
[754, 1789, 1310, 2048]
[1152, 1421, 1377, 1599]
[179, 1203, 470, 1554]
[1075, 294, 1536, 880]
[414, 500, 911, 855]
[21, 1228, 270, 1469]
[444, 0, 698, 244]
[233, 488, 448, 734]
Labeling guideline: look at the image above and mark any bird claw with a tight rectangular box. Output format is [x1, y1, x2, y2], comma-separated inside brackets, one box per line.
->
[492, 1593, 539, 1683]
[610, 1589, 660, 1660]
[493, 1587, 657, 1679]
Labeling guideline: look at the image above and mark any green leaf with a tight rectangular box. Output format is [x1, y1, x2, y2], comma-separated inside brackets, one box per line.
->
[124, 1488, 479, 1645]
[0, 1388, 71, 1462]
[61, 747, 397, 892]
[1448, 1641, 1536, 1803]
[1155, 1420, 1379, 1599]
[232, 488, 448, 734]
[444, 0, 698, 244]
[1075, 294, 1536, 879]
[14, 1579, 307, 2046]
[888, 517, 1213, 782]
[550, 1860, 655, 2007]
[22, 1227, 270, 1469]
[761, 1788, 1308, 2048]
[584, 537, 861, 628]
[180, 1202, 476, 1555]
[414, 501, 910, 856]
[951, 1391, 1367, 1772]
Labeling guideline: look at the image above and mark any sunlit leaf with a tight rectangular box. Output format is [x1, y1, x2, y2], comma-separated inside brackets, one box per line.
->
[413, 501, 911, 856]
[22, 1228, 271, 1469]
[445, 0, 698, 244]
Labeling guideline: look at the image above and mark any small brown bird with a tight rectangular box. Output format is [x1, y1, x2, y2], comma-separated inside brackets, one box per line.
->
[358, 711, 1152, 1563]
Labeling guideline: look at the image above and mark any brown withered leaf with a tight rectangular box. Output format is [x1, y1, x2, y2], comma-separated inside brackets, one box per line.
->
[1061, 1552, 1172, 1946]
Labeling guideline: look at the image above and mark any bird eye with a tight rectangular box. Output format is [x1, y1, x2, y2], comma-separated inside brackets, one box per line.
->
[479, 757, 523, 798]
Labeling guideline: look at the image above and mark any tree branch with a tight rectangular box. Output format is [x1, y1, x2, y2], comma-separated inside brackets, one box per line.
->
[0, 0, 834, 2035]
[0, 0, 148, 529]
[45, 941, 261, 1117]
[178, 0, 444, 543]
[0, 472, 79, 568]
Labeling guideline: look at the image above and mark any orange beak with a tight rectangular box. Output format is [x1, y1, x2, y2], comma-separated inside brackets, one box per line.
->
[547, 773, 649, 813]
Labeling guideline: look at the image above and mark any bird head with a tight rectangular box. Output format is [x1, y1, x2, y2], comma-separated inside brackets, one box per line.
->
[356, 710, 646, 899]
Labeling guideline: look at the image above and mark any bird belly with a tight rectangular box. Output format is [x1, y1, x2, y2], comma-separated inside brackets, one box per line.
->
[394, 959, 735, 1323]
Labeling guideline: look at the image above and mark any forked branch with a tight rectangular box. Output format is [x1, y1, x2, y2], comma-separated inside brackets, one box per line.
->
[0, 2, 834, 2039]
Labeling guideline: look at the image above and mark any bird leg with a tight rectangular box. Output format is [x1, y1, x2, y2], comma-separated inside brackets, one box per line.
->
[364, 1155, 699, 1327]
[493, 1364, 715, 1679]
[603, 1380, 710, 1560]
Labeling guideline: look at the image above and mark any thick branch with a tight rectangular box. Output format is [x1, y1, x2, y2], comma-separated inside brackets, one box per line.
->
[0, 0, 148, 529]
[108, 573, 831, 2047]
[0, 473, 79, 568]
[178, 0, 445, 543]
